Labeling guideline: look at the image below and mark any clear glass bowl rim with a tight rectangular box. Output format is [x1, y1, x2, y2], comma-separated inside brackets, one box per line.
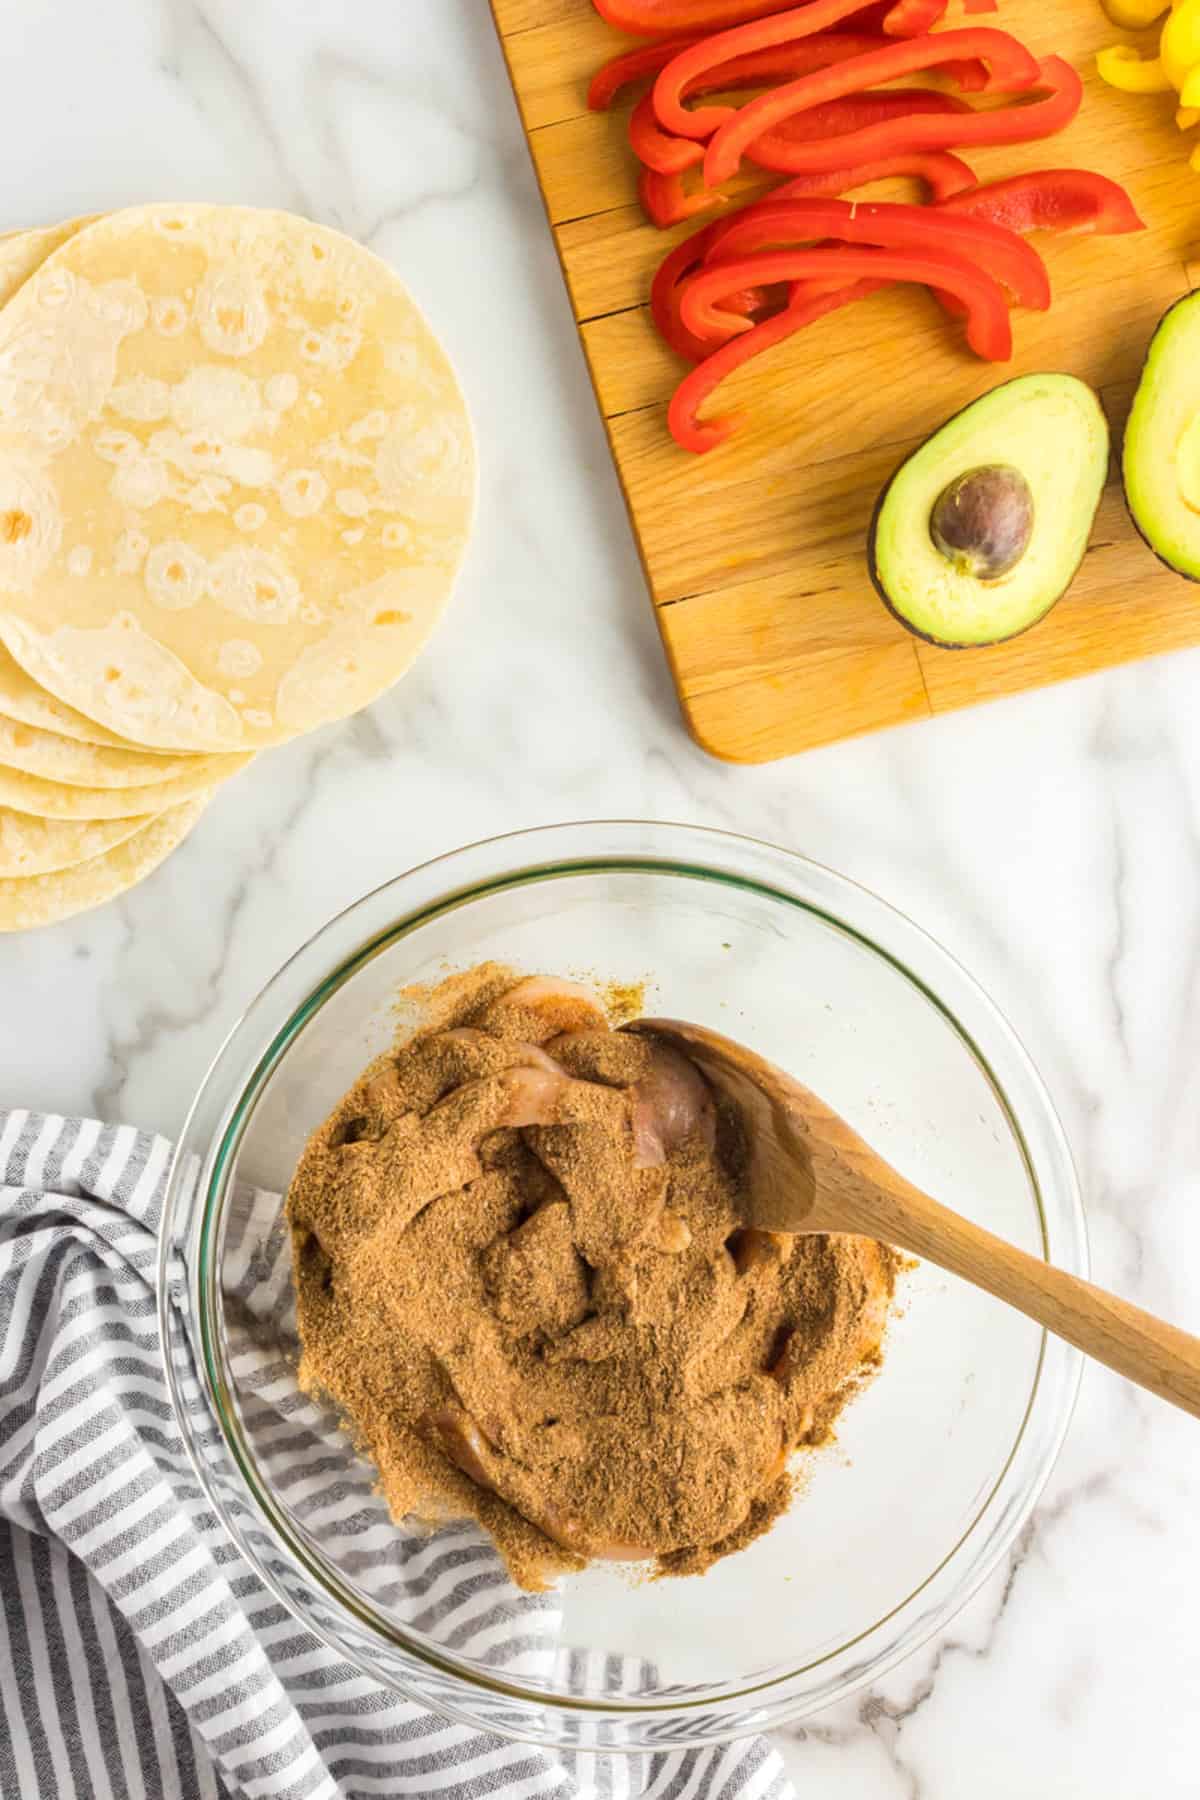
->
[158, 819, 1086, 1751]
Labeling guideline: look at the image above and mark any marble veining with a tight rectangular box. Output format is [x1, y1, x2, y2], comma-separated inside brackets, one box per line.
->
[0, 2, 1198, 1792]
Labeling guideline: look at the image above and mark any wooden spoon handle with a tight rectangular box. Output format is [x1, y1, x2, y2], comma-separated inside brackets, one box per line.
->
[832, 1178, 1200, 1418]
[628, 1018, 1200, 1418]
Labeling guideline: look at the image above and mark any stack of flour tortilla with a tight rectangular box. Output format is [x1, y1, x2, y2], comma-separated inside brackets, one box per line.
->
[0, 205, 475, 930]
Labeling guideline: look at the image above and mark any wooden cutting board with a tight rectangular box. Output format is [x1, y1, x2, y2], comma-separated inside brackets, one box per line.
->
[490, 0, 1200, 762]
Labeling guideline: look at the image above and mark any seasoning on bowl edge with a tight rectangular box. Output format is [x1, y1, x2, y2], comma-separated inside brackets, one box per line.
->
[286, 963, 899, 1591]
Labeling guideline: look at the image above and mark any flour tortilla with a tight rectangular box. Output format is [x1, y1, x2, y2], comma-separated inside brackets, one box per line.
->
[0, 753, 241, 819]
[0, 806, 151, 877]
[0, 798, 203, 929]
[0, 216, 95, 308]
[0, 203, 475, 752]
[0, 219, 207, 760]
[0, 711, 242, 788]
[0, 220, 159, 757]
[0, 641, 147, 747]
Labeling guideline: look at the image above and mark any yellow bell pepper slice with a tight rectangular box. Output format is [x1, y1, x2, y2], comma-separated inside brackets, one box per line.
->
[1178, 103, 1200, 124]
[1102, 0, 1169, 25]
[1161, 0, 1200, 86]
[1097, 43, 1174, 88]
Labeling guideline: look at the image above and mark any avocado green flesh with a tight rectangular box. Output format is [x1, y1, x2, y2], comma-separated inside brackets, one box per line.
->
[872, 375, 1109, 647]
[1124, 291, 1200, 580]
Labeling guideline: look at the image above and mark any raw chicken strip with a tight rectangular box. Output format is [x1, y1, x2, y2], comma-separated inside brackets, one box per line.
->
[630, 1041, 716, 1167]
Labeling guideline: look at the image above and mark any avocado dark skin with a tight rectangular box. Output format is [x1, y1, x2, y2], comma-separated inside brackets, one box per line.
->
[1122, 476, 1190, 582]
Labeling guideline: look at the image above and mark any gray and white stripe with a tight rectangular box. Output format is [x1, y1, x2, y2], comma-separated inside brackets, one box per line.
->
[0, 1111, 794, 1800]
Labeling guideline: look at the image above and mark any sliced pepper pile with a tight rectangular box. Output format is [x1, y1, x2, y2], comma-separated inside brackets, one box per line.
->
[587, 0, 1145, 450]
[1096, 0, 1200, 170]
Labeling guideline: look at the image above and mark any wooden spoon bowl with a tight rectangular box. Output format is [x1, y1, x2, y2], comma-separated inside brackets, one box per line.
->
[625, 1017, 1200, 1420]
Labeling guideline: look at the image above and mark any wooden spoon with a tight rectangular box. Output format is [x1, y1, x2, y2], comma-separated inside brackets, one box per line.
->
[625, 1017, 1200, 1419]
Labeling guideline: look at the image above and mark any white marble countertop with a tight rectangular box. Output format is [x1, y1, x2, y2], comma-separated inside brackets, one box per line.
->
[1, 2, 1197, 1792]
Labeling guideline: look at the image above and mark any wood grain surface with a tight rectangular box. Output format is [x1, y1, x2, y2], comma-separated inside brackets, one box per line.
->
[490, 0, 1200, 762]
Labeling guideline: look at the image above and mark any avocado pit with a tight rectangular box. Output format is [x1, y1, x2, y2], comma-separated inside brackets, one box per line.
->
[930, 464, 1034, 582]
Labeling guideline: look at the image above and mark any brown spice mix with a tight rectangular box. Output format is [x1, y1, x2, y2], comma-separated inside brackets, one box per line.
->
[287, 963, 898, 1591]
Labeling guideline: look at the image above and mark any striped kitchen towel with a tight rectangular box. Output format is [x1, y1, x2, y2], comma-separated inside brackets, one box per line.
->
[0, 1111, 795, 1800]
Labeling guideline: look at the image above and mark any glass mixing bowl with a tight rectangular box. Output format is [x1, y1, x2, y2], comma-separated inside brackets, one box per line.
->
[159, 821, 1085, 1751]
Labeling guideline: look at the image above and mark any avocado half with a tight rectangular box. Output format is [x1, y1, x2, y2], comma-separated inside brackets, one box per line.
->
[1123, 291, 1200, 581]
[868, 374, 1110, 648]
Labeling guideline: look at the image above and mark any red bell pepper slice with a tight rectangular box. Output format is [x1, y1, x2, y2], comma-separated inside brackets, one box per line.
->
[667, 229, 1010, 451]
[640, 166, 724, 225]
[594, 0, 778, 26]
[636, 85, 970, 184]
[627, 34, 906, 175]
[777, 164, 1135, 323]
[770, 150, 977, 200]
[647, 146, 979, 336]
[669, 280, 884, 451]
[589, 40, 701, 113]
[651, 222, 767, 360]
[631, 93, 707, 174]
[879, 0, 997, 27]
[641, 147, 976, 225]
[594, 0, 900, 32]
[651, 227, 720, 361]
[748, 86, 973, 162]
[711, 54, 1082, 181]
[937, 168, 1145, 235]
[679, 245, 1011, 357]
[781, 165, 1135, 317]
[652, 0, 957, 139]
[592, 25, 896, 118]
[703, 196, 1050, 308]
[712, 28, 999, 103]
[638, 92, 974, 224]
[661, 164, 1138, 451]
[848, 0, 931, 25]
[701, 29, 1043, 183]
[880, 0, 949, 29]
[884, 0, 1000, 29]
[685, 30, 894, 88]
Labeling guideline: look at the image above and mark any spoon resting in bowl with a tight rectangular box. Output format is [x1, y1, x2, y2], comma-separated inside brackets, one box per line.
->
[624, 1017, 1200, 1421]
